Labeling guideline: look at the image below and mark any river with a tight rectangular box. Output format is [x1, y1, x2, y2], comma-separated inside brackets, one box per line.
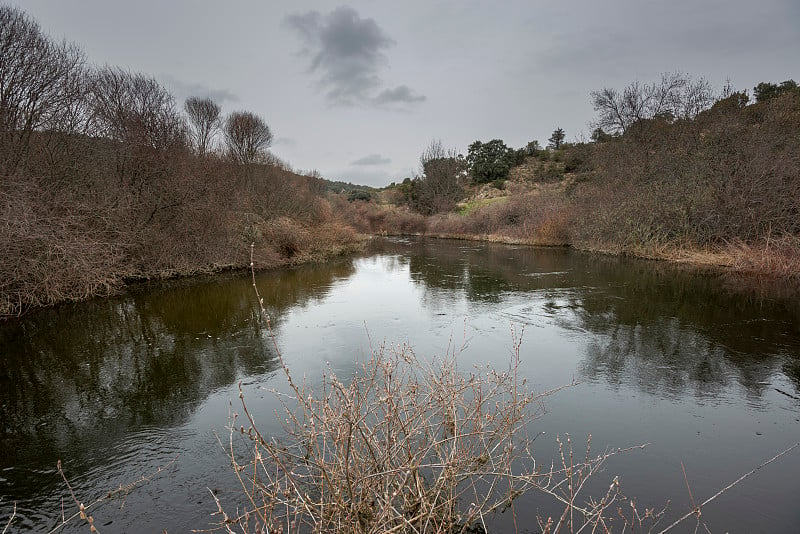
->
[1, 237, 799, 532]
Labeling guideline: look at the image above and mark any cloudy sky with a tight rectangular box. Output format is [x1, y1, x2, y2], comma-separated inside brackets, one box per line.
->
[10, 0, 799, 186]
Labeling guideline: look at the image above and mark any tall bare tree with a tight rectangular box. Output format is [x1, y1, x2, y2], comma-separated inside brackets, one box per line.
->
[0, 5, 86, 174]
[184, 96, 220, 155]
[224, 111, 272, 164]
[590, 72, 716, 134]
[87, 67, 187, 151]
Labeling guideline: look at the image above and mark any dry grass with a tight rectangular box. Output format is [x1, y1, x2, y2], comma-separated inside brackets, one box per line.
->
[725, 236, 800, 279]
[427, 190, 572, 247]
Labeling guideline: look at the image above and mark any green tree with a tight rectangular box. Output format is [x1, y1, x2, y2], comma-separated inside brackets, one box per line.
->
[466, 139, 516, 184]
[525, 140, 542, 155]
[753, 80, 798, 102]
[548, 128, 565, 150]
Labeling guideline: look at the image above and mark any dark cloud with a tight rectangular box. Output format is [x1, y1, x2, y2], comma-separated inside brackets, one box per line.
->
[160, 74, 239, 106]
[373, 85, 427, 106]
[351, 153, 391, 166]
[285, 6, 424, 108]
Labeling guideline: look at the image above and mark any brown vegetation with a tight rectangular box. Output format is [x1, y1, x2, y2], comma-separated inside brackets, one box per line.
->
[0, 5, 362, 319]
[572, 88, 800, 273]
[372, 80, 800, 280]
[427, 188, 572, 246]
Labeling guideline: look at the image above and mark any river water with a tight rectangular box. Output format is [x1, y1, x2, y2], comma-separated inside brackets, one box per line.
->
[1, 237, 799, 532]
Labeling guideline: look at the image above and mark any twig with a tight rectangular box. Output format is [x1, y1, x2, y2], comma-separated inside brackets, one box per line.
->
[657, 442, 800, 533]
[2, 503, 16, 534]
[49, 456, 177, 534]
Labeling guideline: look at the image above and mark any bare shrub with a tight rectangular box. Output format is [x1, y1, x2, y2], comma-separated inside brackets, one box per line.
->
[261, 216, 311, 259]
[574, 89, 800, 260]
[386, 207, 428, 234]
[0, 172, 125, 316]
[220, 292, 658, 533]
[427, 191, 572, 245]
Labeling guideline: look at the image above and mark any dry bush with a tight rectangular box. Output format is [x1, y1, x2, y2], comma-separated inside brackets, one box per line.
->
[427, 191, 572, 246]
[726, 235, 800, 279]
[573, 90, 800, 260]
[333, 198, 427, 235]
[219, 320, 658, 534]
[384, 207, 428, 235]
[260, 217, 311, 259]
[0, 172, 126, 316]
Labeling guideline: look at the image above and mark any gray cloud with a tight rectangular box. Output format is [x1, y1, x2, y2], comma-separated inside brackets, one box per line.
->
[351, 153, 391, 166]
[373, 85, 427, 106]
[285, 6, 424, 107]
[160, 74, 240, 106]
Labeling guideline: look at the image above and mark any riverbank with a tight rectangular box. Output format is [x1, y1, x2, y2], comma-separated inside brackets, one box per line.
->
[4, 236, 800, 533]
[368, 209, 800, 289]
[0, 221, 366, 321]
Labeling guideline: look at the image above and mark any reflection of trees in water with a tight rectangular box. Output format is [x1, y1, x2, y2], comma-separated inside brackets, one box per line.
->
[0, 258, 355, 488]
[566, 264, 799, 398]
[407, 241, 559, 303]
[396, 237, 800, 399]
[582, 319, 747, 398]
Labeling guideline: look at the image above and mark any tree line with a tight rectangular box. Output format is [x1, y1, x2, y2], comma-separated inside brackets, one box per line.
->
[387, 71, 797, 223]
[0, 5, 276, 176]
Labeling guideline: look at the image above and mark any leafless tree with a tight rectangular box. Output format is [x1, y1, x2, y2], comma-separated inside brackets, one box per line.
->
[87, 67, 187, 151]
[590, 72, 716, 134]
[0, 5, 86, 174]
[184, 96, 220, 155]
[223, 111, 272, 164]
[412, 139, 465, 214]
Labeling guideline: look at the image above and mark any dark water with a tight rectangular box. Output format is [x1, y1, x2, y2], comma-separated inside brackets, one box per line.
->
[2, 237, 799, 532]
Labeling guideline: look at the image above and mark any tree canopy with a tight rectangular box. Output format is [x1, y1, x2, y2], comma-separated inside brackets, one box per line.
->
[466, 139, 517, 184]
[590, 72, 715, 134]
[224, 111, 273, 164]
[753, 80, 798, 102]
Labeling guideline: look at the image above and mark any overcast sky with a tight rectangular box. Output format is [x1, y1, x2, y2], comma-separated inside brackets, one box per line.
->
[10, 0, 800, 186]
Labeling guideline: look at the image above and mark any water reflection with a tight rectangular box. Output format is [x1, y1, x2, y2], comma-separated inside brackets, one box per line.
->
[384, 238, 800, 400]
[0, 259, 355, 521]
[2, 238, 799, 531]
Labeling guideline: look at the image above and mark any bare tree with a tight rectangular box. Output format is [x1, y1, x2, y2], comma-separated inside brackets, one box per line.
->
[184, 96, 220, 155]
[0, 5, 86, 174]
[591, 72, 716, 134]
[411, 139, 465, 214]
[224, 111, 272, 164]
[87, 67, 187, 150]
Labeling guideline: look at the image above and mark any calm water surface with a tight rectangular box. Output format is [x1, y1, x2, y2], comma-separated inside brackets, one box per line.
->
[2, 237, 799, 532]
